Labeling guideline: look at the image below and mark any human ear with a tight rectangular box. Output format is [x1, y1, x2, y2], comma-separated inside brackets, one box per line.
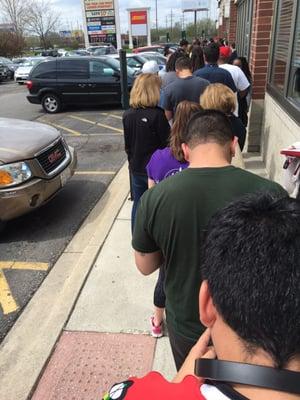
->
[181, 143, 190, 162]
[199, 281, 217, 328]
[230, 136, 239, 157]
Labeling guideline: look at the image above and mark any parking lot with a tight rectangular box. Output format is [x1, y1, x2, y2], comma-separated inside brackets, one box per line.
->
[0, 81, 127, 341]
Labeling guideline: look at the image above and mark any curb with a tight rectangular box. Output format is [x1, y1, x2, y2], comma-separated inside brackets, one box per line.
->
[0, 162, 129, 400]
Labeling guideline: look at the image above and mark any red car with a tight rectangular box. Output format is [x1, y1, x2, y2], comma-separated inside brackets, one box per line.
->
[133, 45, 164, 54]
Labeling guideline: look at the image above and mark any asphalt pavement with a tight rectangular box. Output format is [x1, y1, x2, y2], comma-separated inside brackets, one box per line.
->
[0, 80, 127, 342]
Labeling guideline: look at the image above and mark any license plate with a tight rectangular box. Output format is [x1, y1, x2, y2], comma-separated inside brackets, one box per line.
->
[60, 167, 71, 187]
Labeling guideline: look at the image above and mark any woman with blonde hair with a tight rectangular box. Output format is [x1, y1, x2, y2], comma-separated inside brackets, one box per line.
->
[200, 83, 247, 151]
[146, 100, 201, 337]
[123, 73, 170, 232]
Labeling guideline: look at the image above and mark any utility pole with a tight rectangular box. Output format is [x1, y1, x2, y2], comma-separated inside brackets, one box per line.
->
[170, 9, 173, 36]
[194, 10, 197, 38]
[155, 0, 158, 40]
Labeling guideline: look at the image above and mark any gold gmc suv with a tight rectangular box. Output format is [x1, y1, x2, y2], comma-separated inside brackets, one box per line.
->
[0, 118, 77, 226]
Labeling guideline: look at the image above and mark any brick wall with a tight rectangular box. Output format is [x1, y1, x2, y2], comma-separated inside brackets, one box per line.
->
[218, 1, 237, 40]
[249, 0, 275, 100]
[228, 1, 237, 43]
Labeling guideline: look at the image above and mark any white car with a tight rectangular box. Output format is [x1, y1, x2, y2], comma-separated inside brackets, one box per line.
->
[15, 58, 45, 84]
[107, 53, 147, 71]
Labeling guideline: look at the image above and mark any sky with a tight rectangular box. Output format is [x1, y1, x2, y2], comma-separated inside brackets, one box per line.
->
[53, 0, 218, 33]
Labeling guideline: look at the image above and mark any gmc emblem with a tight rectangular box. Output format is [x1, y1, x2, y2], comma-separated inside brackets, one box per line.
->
[48, 149, 62, 164]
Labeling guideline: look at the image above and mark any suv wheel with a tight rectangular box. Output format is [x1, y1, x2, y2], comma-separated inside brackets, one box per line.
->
[42, 93, 62, 113]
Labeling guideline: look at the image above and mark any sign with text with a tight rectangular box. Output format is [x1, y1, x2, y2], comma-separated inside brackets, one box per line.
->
[83, 0, 116, 43]
[86, 9, 115, 17]
[182, 0, 209, 11]
[130, 10, 147, 36]
[84, 0, 114, 10]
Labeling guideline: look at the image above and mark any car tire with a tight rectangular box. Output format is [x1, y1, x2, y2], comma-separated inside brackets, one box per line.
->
[42, 93, 62, 114]
[18, 82, 23, 85]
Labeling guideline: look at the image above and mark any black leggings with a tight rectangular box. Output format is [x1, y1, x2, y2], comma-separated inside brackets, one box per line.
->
[154, 266, 166, 308]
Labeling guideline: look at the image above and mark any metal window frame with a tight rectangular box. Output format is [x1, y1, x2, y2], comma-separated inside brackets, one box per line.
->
[267, 0, 300, 125]
[287, 2, 300, 97]
[236, 0, 253, 59]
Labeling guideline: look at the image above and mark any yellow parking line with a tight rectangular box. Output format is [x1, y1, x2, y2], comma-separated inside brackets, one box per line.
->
[0, 270, 19, 315]
[75, 171, 115, 175]
[65, 133, 121, 137]
[96, 122, 123, 133]
[38, 118, 81, 136]
[69, 115, 96, 125]
[0, 261, 49, 271]
[51, 123, 81, 136]
[100, 113, 122, 120]
[69, 115, 123, 133]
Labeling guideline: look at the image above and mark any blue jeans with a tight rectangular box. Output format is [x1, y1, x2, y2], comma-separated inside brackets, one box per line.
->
[131, 173, 148, 233]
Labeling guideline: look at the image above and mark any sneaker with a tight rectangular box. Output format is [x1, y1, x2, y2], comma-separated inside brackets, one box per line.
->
[150, 316, 163, 338]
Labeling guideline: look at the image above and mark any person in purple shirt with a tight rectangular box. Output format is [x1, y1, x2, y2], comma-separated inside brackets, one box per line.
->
[146, 100, 201, 338]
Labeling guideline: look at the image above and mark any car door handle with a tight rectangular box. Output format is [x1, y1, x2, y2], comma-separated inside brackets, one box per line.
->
[78, 84, 86, 88]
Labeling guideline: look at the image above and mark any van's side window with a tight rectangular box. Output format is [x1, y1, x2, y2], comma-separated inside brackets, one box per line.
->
[31, 61, 56, 79]
[57, 60, 89, 79]
[89, 61, 114, 77]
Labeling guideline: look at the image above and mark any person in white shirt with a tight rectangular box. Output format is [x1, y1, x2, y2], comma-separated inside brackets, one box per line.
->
[218, 46, 250, 121]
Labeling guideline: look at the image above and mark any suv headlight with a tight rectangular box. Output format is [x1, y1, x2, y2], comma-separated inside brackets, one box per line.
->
[0, 162, 32, 188]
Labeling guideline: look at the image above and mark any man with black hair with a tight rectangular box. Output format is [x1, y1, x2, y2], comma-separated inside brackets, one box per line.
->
[161, 57, 209, 121]
[104, 193, 300, 399]
[179, 38, 189, 53]
[132, 110, 287, 370]
[194, 43, 236, 93]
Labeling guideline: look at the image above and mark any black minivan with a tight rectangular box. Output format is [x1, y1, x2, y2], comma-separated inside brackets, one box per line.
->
[27, 57, 135, 113]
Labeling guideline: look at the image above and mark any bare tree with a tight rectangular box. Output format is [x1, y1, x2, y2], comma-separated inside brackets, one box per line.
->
[0, 31, 25, 56]
[26, 0, 61, 49]
[0, 0, 31, 34]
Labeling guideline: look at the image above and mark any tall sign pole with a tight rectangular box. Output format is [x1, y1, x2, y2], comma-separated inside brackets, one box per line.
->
[113, 0, 122, 50]
[80, 0, 89, 48]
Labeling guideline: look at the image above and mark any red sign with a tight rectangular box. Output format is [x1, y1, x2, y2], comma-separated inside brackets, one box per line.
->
[130, 11, 147, 25]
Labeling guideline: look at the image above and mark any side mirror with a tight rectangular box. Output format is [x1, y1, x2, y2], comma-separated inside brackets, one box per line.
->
[113, 70, 120, 79]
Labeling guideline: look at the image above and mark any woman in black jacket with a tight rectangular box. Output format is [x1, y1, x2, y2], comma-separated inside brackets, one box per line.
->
[123, 73, 170, 232]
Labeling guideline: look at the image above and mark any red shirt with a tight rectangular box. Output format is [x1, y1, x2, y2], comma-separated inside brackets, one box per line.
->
[102, 371, 206, 399]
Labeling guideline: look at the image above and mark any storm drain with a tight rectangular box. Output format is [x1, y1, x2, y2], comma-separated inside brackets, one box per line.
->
[31, 331, 156, 400]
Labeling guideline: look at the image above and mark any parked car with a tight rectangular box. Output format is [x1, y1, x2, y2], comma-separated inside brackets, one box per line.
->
[87, 44, 117, 55]
[138, 52, 167, 70]
[65, 50, 90, 57]
[0, 118, 77, 224]
[133, 45, 164, 54]
[0, 57, 18, 79]
[15, 57, 45, 84]
[57, 48, 68, 57]
[107, 53, 147, 71]
[40, 49, 60, 57]
[26, 57, 135, 113]
[0, 62, 8, 82]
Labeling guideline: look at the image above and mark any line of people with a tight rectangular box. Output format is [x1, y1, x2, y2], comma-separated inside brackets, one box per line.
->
[105, 41, 300, 399]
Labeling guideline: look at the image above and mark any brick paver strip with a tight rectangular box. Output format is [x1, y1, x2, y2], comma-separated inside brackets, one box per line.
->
[31, 331, 156, 400]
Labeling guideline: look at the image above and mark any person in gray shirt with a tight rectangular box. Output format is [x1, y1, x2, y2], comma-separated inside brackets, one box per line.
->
[160, 50, 187, 88]
[161, 57, 209, 122]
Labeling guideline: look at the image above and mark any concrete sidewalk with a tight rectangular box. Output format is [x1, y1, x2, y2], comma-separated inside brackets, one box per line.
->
[30, 198, 176, 399]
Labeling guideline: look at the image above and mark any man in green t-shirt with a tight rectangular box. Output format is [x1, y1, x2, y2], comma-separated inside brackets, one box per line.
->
[132, 110, 286, 371]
